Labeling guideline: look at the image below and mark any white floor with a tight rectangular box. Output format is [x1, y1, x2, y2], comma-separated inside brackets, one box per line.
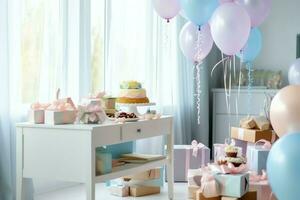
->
[35, 183, 188, 200]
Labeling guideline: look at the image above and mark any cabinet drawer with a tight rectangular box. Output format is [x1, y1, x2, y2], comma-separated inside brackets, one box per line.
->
[122, 118, 171, 141]
[93, 126, 121, 146]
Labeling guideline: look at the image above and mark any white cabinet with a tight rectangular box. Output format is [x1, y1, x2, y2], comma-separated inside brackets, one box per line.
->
[16, 117, 174, 200]
[212, 88, 278, 144]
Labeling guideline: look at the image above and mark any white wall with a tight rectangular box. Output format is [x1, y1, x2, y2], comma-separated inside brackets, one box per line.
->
[254, 0, 300, 84]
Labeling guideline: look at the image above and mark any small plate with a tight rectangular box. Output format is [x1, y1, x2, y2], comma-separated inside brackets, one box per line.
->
[109, 117, 140, 122]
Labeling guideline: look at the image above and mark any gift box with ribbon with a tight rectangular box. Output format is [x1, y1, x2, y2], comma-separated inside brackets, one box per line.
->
[29, 102, 50, 124]
[208, 164, 249, 198]
[246, 140, 271, 174]
[166, 140, 210, 182]
[231, 127, 276, 143]
[44, 89, 77, 125]
[77, 92, 107, 124]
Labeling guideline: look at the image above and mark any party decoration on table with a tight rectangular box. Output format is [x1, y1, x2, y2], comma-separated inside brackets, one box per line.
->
[267, 133, 300, 200]
[152, 0, 180, 22]
[29, 102, 51, 124]
[77, 92, 107, 124]
[270, 85, 300, 138]
[210, 3, 250, 56]
[288, 58, 300, 85]
[44, 89, 77, 125]
[236, 0, 272, 27]
[180, 0, 218, 26]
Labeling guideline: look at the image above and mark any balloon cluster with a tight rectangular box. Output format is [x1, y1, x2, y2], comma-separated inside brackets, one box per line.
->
[153, 0, 271, 63]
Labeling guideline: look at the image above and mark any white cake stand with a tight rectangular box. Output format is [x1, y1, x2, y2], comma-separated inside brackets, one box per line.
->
[116, 102, 156, 116]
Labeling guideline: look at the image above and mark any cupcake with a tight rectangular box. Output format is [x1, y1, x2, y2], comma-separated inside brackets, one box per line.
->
[225, 145, 239, 158]
[226, 157, 245, 167]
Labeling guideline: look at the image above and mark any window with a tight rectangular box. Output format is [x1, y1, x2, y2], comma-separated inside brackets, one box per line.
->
[21, 0, 62, 103]
[90, 0, 106, 93]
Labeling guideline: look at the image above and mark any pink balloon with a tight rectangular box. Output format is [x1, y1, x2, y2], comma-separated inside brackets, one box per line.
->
[179, 22, 214, 63]
[152, 0, 181, 22]
[236, 0, 272, 27]
[219, 0, 233, 4]
[210, 3, 251, 55]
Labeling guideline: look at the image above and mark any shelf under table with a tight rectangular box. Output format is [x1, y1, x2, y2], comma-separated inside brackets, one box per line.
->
[95, 158, 168, 183]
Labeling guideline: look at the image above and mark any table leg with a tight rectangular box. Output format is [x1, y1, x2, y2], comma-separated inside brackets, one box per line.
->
[86, 143, 96, 200]
[16, 128, 23, 200]
[166, 122, 174, 200]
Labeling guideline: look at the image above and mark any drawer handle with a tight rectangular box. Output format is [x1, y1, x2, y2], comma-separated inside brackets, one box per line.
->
[137, 128, 142, 133]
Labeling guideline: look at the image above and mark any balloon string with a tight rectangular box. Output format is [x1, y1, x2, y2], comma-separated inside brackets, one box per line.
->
[211, 56, 230, 76]
[236, 57, 242, 121]
[195, 27, 203, 63]
[195, 62, 202, 124]
[247, 62, 254, 116]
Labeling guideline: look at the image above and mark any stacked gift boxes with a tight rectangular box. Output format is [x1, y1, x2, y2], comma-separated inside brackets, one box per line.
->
[109, 168, 162, 197]
[187, 165, 257, 200]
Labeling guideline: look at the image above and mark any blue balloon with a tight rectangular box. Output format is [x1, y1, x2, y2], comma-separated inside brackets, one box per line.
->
[180, 0, 218, 26]
[267, 133, 300, 200]
[237, 28, 262, 62]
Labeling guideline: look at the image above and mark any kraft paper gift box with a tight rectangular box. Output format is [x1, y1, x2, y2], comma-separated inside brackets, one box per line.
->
[231, 127, 276, 143]
[214, 173, 249, 198]
[123, 168, 160, 181]
[188, 185, 200, 200]
[221, 190, 257, 200]
[246, 145, 270, 174]
[196, 191, 221, 200]
[124, 168, 164, 187]
[109, 185, 129, 197]
[129, 185, 160, 197]
[166, 141, 210, 182]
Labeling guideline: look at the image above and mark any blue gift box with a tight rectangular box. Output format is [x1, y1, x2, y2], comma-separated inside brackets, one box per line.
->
[214, 173, 249, 198]
[247, 146, 269, 174]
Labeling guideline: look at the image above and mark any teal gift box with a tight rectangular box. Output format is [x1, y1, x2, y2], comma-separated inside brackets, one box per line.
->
[246, 145, 269, 174]
[214, 173, 249, 198]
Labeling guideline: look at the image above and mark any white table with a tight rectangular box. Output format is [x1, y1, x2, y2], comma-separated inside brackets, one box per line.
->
[16, 116, 174, 200]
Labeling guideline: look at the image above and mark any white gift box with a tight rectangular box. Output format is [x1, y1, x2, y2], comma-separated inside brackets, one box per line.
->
[44, 110, 76, 125]
[29, 110, 45, 124]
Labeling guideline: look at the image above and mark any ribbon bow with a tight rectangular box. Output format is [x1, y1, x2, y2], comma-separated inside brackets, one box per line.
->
[220, 163, 247, 174]
[191, 140, 205, 157]
[88, 91, 105, 99]
[199, 169, 220, 198]
[31, 102, 50, 110]
[255, 139, 272, 150]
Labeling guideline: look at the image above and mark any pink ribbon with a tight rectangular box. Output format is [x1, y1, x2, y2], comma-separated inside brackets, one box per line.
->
[208, 163, 247, 175]
[220, 163, 247, 174]
[47, 101, 76, 111]
[199, 170, 220, 198]
[31, 102, 50, 110]
[191, 140, 206, 157]
[255, 139, 272, 150]
[88, 91, 105, 99]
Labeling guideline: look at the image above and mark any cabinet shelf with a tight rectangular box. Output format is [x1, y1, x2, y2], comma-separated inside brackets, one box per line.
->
[95, 158, 168, 183]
